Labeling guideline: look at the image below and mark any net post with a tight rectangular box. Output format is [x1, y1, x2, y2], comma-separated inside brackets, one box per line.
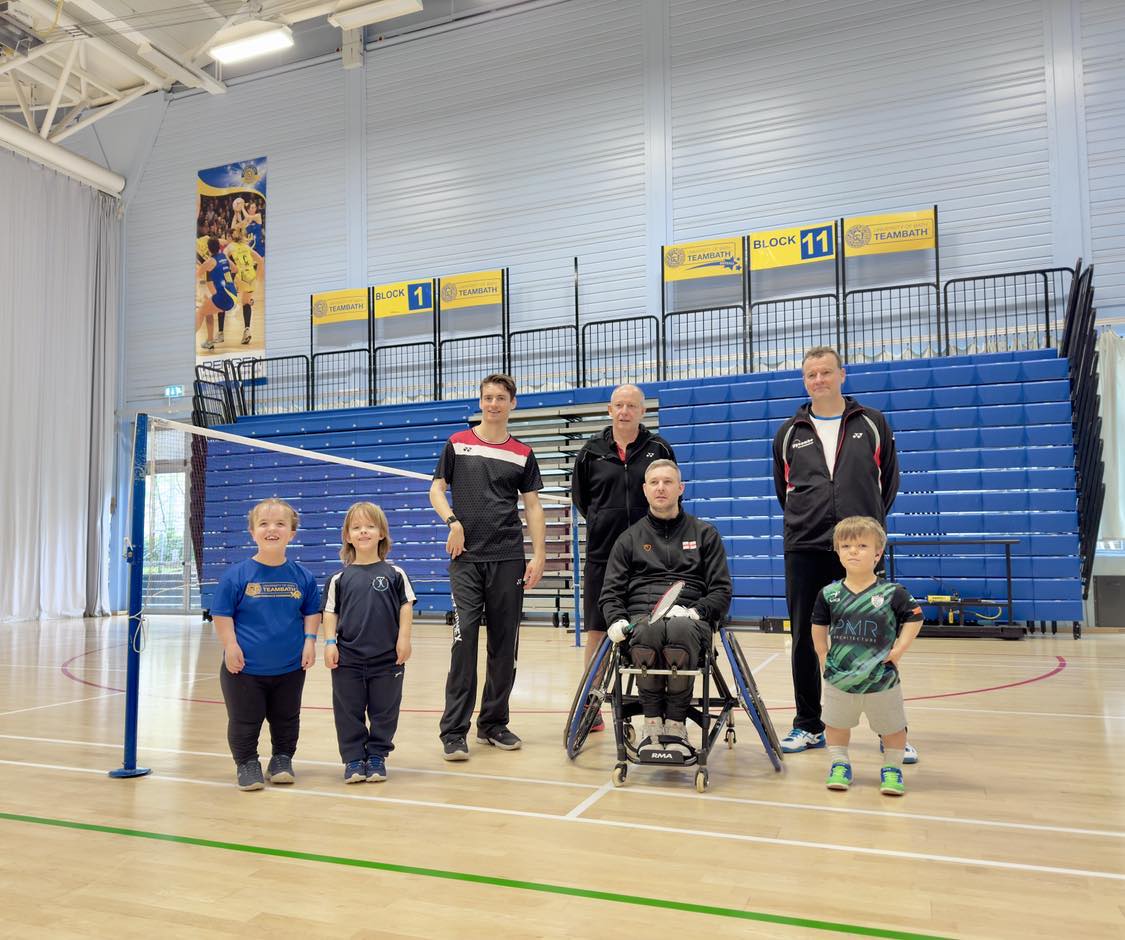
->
[570, 501, 582, 648]
[109, 412, 152, 779]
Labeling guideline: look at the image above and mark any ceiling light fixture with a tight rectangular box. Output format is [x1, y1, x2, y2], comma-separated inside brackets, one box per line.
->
[328, 0, 423, 31]
[208, 20, 294, 65]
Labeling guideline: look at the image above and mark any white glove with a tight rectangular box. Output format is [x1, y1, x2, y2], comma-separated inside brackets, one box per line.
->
[607, 620, 631, 644]
[667, 605, 700, 620]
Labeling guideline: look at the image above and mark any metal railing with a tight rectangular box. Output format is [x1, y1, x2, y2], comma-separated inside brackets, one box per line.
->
[439, 333, 505, 401]
[581, 315, 660, 388]
[663, 306, 745, 380]
[749, 293, 840, 374]
[236, 355, 310, 415]
[509, 325, 578, 393]
[943, 267, 1073, 356]
[844, 282, 941, 363]
[372, 340, 436, 406]
[312, 349, 371, 411]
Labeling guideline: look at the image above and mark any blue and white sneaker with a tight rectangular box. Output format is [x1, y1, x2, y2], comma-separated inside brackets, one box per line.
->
[780, 729, 826, 753]
[365, 756, 387, 782]
[344, 759, 367, 784]
[881, 740, 919, 764]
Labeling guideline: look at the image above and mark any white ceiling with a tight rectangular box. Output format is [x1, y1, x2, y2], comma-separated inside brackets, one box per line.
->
[0, 0, 535, 146]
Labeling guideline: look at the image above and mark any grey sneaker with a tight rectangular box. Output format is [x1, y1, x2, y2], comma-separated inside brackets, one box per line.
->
[216, 331, 225, 343]
[476, 728, 522, 750]
[637, 718, 664, 759]
[266, 754, 294, 784]
[236, 759, 264, 791]
[241, 327, 252, 344]
[442, 735, 469, 761]
[200, 339, 215, 351]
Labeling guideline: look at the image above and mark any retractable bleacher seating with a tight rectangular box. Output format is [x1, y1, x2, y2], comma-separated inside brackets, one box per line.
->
[200, 348, 1083, 629]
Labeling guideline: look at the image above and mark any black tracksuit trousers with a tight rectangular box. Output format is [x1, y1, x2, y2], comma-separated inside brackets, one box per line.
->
[331, 659, 405, 763]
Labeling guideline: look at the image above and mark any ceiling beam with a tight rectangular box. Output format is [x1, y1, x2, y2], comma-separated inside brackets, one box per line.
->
[0, 43, 55, 79]
[16, 0, 169, 87]
[9, 74, 36, 132]
[65, 0, 226, 93]
[50, 81, 151, 144]
[40, 40, 78, 137]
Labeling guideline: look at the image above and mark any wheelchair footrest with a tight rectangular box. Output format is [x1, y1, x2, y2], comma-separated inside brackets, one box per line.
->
[619, 667, 704, 678]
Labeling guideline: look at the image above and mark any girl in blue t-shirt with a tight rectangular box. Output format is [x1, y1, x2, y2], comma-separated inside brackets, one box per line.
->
[322, 502, 415, 784]
[212, 498, 321, 791]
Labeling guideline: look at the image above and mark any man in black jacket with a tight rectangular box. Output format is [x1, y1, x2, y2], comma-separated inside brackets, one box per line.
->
[600, 460, 731, 758]
[573, 384, 676, 669]
[773, 347, 913, 758]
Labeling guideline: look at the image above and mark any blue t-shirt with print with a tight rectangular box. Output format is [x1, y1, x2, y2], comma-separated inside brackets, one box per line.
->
[211, 557, 321, 675]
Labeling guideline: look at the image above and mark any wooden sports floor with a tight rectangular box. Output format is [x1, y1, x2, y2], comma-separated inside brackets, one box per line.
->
[0, 616, 1122, 939]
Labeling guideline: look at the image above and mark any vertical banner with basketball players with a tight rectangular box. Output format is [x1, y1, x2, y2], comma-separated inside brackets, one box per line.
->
[195, 156, 267, 365]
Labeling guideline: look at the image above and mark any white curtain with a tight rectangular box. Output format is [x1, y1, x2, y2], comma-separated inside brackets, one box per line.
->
[1098, 330, 1124, 542]
[0, 150, 120, 621]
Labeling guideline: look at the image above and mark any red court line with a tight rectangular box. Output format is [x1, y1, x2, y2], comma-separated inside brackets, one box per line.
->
[59, 647, 1068, 714]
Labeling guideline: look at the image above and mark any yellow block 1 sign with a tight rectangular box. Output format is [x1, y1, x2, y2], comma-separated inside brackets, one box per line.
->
[842, 209, 935, 256]
[311, 288, 368, 325]
[372, 280, 434, 318]
[663, 238, 743, 282]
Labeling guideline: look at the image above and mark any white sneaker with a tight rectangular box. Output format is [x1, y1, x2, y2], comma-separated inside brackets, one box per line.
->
[200, 340, 215, 351]
[637, 718, 664, 758]
[663, 719, 691, 757]
[216, 331, 225, 343]
[241, 327, 252, 345]
[881, 739, 919, 764]
[780, 728, 826, 753]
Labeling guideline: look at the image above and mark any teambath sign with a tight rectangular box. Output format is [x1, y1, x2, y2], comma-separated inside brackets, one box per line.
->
[843, 209, 936, 256]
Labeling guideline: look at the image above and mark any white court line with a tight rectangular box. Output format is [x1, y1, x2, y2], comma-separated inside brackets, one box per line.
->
[565, 782, 614, 818]
[907, 704, 1125, 721]
[0, 733, 599, 791]
[0, 691, 123, 718]
[0, 758, 1121, 883]
[2, 731, 1121, 841]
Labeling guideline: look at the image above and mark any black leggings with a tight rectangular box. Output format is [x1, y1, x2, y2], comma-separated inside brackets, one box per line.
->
[628, 616, 711, 721]
[219, 664, 306, 764]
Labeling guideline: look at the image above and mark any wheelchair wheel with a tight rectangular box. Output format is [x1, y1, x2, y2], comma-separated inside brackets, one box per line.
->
[694, 768, 709, 792]
[720, 629, 784, 771]
[612, 762, 628, 787]
[564, 637, 617, 759]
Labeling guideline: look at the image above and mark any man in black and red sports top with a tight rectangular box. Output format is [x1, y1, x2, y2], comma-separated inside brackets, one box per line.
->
[430, 373, 546, 761]
[773, 346, 913, 759]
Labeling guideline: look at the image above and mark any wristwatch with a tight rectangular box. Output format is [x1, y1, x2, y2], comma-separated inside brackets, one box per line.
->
[446, 514, 459, 526]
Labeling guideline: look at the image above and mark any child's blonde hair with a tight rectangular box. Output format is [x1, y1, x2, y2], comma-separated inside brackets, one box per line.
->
[248, 497, 299, 532]
[340, 501, 392, 564]
[832, 515, 886, 552]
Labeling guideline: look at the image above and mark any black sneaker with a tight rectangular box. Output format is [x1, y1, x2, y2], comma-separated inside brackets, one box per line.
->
[236, 759, 264, 791]
[365, 755, 387, 781]
[265, 754, 294, 784]
[476, 728, 522, 750]
[344, 759, 367, 783]
[442, 735, 469, 761]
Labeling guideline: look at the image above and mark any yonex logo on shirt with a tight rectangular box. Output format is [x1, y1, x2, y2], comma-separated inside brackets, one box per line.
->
[852, 432, 863, 438]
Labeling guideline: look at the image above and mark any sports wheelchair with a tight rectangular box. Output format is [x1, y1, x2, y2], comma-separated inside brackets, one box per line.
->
[564, 625, 783, 791]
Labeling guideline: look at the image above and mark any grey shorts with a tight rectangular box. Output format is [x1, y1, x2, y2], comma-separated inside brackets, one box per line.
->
[822, 682, 907, 735]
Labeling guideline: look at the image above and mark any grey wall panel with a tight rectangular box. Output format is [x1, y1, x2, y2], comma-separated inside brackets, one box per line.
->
[365, 0, 648, 332]
[1082, 0, 1125, 320]
[123, 64, 347, 407]
[668, 0, 1055, 280]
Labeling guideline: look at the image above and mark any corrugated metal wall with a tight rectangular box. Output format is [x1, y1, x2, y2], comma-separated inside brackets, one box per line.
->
[123, 64, 348, 406]
[1081, 0, 1125, 321]
[116, 0, 1117, 409]
[364, 0, 648, 330]
[668, 0, 1054, 278]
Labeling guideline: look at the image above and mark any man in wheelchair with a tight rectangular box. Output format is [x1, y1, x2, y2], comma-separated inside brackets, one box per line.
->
[600, 459, 732, 759]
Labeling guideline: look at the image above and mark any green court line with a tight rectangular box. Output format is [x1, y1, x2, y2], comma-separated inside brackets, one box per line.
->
[1, 810, 950, 939]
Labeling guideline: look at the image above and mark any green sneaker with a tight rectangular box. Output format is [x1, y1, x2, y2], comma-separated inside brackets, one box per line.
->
[826, 761, 853, 791]
[880, 765, 905, 796]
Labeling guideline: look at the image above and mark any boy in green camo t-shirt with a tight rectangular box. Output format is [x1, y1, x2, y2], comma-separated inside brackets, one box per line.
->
[812, 516, 923, 796]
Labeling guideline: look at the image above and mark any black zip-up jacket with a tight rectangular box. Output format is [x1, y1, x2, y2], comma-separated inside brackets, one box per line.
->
[600, 510, 732, 626]
[572, 425, 676, 563]
[772, 396, 899, 552]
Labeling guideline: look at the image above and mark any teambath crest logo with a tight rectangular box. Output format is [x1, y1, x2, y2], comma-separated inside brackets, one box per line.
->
[313, 299, 328, 318]
[664, 247, 685, 268]
[246, 583, 261, 597]
[844, 224, 872, 249]
[440, 282, 458, 303]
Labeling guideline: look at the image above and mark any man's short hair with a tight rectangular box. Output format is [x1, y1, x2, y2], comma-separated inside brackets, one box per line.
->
[644, 458, 681, 482]
[479, 373, 516, 397]
[802, 346, 843, 369]
[832, 515, 886, 551]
